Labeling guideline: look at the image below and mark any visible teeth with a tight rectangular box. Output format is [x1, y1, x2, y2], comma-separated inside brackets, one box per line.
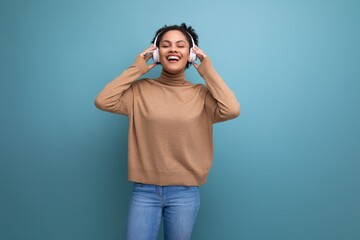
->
[167, 56, 180, 61]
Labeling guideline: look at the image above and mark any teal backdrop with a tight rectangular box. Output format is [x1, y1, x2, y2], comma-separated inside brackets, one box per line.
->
[1, 0, 359, 239]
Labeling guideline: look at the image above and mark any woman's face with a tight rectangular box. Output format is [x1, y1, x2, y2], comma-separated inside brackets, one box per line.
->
[158, 30, 191, 74]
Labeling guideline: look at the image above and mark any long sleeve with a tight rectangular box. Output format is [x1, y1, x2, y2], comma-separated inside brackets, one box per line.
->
[94, 56, 149, 115]
[197, 57, 240, 123]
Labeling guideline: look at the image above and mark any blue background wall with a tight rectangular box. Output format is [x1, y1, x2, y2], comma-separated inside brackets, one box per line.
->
[1, 0, 359, 239]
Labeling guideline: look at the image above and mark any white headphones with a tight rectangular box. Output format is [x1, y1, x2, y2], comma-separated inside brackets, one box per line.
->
[152, 31, 197, 63]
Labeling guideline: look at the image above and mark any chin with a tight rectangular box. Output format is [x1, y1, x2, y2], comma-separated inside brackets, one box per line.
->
[162, 62, 187, 74]
[164, 66, 184, 74]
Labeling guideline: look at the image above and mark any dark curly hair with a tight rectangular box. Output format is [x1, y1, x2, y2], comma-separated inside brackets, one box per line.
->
[151, 23, 199, 69]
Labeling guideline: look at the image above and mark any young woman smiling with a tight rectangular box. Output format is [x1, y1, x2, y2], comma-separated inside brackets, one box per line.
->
[95, 23, 240, 240]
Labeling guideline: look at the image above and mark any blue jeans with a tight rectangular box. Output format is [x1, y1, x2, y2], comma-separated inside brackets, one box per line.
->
[126, 183, 200, 240]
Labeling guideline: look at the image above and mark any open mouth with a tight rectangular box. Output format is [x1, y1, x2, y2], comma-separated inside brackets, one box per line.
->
[166, 55, 181, 63]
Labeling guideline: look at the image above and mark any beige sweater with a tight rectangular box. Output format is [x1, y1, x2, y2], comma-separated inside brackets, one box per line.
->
[95, 56, 240, 186]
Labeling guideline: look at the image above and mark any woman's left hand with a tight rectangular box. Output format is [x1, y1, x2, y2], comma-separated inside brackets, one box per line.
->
[192, 45, 207, 69]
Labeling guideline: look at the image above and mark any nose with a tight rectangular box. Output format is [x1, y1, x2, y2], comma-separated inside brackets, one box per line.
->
[169, 45, 178, 52]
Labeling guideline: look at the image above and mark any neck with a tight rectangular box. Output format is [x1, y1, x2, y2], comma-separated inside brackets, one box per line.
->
[157, 70, 189, 86]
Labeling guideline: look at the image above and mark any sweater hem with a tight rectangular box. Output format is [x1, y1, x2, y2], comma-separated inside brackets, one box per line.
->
[128, 170, 207, 186]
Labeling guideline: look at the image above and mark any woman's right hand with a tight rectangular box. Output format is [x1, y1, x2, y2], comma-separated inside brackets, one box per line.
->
[138, 45, 158, 73]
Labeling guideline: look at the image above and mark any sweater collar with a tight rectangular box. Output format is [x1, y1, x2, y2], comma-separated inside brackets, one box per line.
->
[157, 70, 191, 86]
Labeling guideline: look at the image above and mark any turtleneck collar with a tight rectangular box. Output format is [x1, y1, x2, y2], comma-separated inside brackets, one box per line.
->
[156, 70, 191, 86]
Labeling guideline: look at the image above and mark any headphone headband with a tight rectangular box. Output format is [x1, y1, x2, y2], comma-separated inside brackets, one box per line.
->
[154, 30, 195, 47]
[152, 29, 197, 63]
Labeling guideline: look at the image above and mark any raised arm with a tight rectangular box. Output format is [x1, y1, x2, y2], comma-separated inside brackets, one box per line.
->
[193, 46, 240, 123]
[94, 45, 157, 115]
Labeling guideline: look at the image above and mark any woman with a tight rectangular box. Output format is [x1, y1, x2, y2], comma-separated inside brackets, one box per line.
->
[95, 23, 240, 240]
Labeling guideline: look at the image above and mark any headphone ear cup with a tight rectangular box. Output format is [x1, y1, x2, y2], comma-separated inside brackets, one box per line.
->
[188, 48, 197, 63]
[153, 48, 160, 63]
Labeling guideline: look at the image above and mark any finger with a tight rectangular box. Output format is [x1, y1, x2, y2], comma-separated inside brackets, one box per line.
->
[141, 50, 152, 57]
[140, 45, 157, 57]
[147, 45, 157, 52]
[193, 45, 202, 53]
[193, 63, 199, 69]
[146, 44, 156, 51]
[144, 52, 153, 59]
[192, 47, 206, 61]
[141, 51, 154, 62]
[148, 63, 158, 70]
[195, 52, 205, 62]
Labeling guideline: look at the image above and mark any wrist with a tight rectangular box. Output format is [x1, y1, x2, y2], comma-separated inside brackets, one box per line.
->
[197, 57, 213, 76]
[131, 55, 149, 75]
